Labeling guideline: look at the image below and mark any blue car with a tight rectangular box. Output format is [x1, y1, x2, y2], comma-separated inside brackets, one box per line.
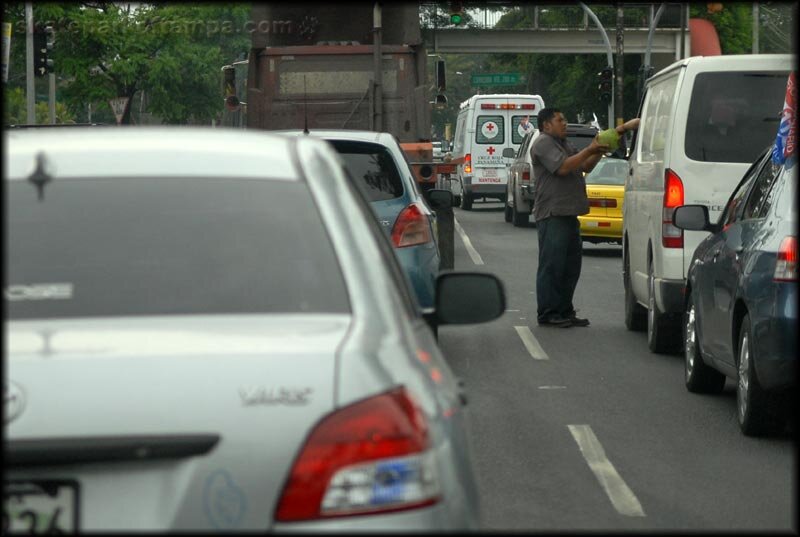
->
[674, 146, 797, 436]
[277, 130, 445, 311]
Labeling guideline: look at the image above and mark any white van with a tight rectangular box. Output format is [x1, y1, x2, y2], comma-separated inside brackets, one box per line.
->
[450, 94, 545, 210]
[623, 54, 792, 353]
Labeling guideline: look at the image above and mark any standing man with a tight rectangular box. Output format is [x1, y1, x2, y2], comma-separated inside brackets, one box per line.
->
[531, 108, 639, 327]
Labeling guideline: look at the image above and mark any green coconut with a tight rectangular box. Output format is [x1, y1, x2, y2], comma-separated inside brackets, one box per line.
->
[597, 128, 620, 151]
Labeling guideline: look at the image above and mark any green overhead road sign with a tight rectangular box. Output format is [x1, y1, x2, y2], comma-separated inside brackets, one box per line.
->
[471, 73, 525, 86]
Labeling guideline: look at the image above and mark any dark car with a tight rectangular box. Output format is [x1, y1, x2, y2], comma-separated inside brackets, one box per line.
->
[674, 146, 797, 436]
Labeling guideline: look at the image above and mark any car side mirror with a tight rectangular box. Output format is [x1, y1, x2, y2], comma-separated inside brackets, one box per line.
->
[673, 205, 711, 232]
[427, 189, 453, 210]
[502, 147, 516, 158]
[435, 272, 505, 324]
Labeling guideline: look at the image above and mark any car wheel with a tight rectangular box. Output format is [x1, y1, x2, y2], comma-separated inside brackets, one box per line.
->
[684, 291, 725, 393]
[647, 261, 679, 353]
[623, 245, 646, 331]
[461, 193, 473, 210]
[511, 189, 528, 227]
[736, 314, 783, 436]
[504, 187, 513, 222]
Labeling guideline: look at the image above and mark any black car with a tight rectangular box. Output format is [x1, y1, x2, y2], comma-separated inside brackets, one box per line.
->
[673, 146, 797, 436]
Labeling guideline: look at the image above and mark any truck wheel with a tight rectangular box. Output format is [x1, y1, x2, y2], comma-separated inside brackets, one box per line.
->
[461, 193, 473, 210]
[454, 195, 462, 207]
[647, 261, 680, 353]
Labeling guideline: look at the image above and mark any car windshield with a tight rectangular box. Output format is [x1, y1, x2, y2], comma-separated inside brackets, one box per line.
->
[6, 177, 350, 319]
[584, 158, 628, 185]
[328, 140, 405, 202]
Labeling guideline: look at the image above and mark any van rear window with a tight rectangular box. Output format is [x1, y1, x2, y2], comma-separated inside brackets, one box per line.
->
[512, 115, 537, 144]
[684, 71, 789, 163]
[476, 115, 504, 144]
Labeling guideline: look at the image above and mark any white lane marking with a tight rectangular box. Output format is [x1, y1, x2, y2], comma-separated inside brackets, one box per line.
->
[567, 425, 646, 517]
[506, 309, 520, 312]
[454, 217, 484, 265]
[514, 326, 549, 360]
[538, 385, 567, 390]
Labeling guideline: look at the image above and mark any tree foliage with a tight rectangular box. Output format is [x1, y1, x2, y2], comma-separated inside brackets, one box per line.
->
[4, 2, 250, 125]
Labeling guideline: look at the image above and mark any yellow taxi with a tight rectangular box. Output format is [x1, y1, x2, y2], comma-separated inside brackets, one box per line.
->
[579, 157, 627, 244]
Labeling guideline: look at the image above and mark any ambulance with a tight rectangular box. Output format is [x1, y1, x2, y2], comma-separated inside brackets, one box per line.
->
[450, 94, 545, 210]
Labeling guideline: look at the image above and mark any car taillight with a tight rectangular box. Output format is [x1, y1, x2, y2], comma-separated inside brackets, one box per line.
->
[391, 203, 432, 248]
[662, 169, 684, 248]
[774, 236, 797, 282]
[274, 387, 440, 522]
[522, 170, 530, 182]
[464, 153, 472, 174]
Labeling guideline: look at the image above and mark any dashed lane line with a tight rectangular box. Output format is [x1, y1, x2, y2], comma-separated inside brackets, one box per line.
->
[514, 326, 549, 360]
[453, 217, 484, 265]
[567, 424, 646, 518]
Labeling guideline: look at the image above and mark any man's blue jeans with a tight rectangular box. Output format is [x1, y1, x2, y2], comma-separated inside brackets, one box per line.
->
[536, 215, 582, 322]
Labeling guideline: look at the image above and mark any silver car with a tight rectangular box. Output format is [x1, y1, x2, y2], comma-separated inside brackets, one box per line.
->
[4, 128, 505, 531]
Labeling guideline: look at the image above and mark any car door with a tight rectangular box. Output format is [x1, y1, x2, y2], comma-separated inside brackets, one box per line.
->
[700, 151, 773, 363]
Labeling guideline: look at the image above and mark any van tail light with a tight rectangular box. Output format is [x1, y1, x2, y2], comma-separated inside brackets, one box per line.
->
[774, 236, 797, 282]
[480, 103, 497, 109]
[391, 203, 432, 248]
[274, 387, 440, 522]
[662, 169, 684, 248]
[464, 153, 472, 174]
[520, 104, 536, 110]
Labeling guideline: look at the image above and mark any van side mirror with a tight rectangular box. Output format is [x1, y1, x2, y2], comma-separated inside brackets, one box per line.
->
[502, 147, 516, 158]
[435, 272, 505, 324]
[673, 205, 712, 232]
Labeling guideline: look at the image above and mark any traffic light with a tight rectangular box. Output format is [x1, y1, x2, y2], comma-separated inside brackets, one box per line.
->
[449, 1, 465, 25]
[598, 66, 613, 103]
[33, 24, 55, 77]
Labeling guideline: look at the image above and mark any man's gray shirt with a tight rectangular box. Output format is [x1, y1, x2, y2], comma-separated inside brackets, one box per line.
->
[530, 132, 590, 221]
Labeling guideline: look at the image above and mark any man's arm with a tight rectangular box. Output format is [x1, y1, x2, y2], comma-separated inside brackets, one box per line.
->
[581, 151, 604, 173]
[556, 138, 608, 176]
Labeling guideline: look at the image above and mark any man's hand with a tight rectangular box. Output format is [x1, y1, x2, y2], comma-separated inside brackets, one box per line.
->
[589, 135, 611, 154]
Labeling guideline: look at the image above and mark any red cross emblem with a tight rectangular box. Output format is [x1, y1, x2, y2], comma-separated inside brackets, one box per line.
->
[487, 146, 495, 155]
[486, 123, 495, 131]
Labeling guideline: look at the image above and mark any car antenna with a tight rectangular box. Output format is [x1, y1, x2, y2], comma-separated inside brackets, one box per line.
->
[303, 75, 310, 135]
[27, 152, 53, 202]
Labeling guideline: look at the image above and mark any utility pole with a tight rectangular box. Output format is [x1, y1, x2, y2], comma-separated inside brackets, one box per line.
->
[25, 3, 35, 124]
[373, 1, 383, 132]
[752, 3, 759, 54]
[579, 2, 614, 128]
[615, 2, 624, 127]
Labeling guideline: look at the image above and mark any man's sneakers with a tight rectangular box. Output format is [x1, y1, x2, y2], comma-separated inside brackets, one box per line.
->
[537, 312, 591, 328]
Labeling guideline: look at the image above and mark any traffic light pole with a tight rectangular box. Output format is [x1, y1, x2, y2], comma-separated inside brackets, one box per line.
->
[49, 71, 55, 124]
[25, 3, 35, 125]
[578, 2, 613, 128]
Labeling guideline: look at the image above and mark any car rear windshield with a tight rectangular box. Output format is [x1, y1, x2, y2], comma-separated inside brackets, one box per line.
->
[584, 159, 628, 185]
[328, 141, 404, 201]
[567, 131, 596, 152]
[6, 177, 351, 319]
[685, 71, 789, 163]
